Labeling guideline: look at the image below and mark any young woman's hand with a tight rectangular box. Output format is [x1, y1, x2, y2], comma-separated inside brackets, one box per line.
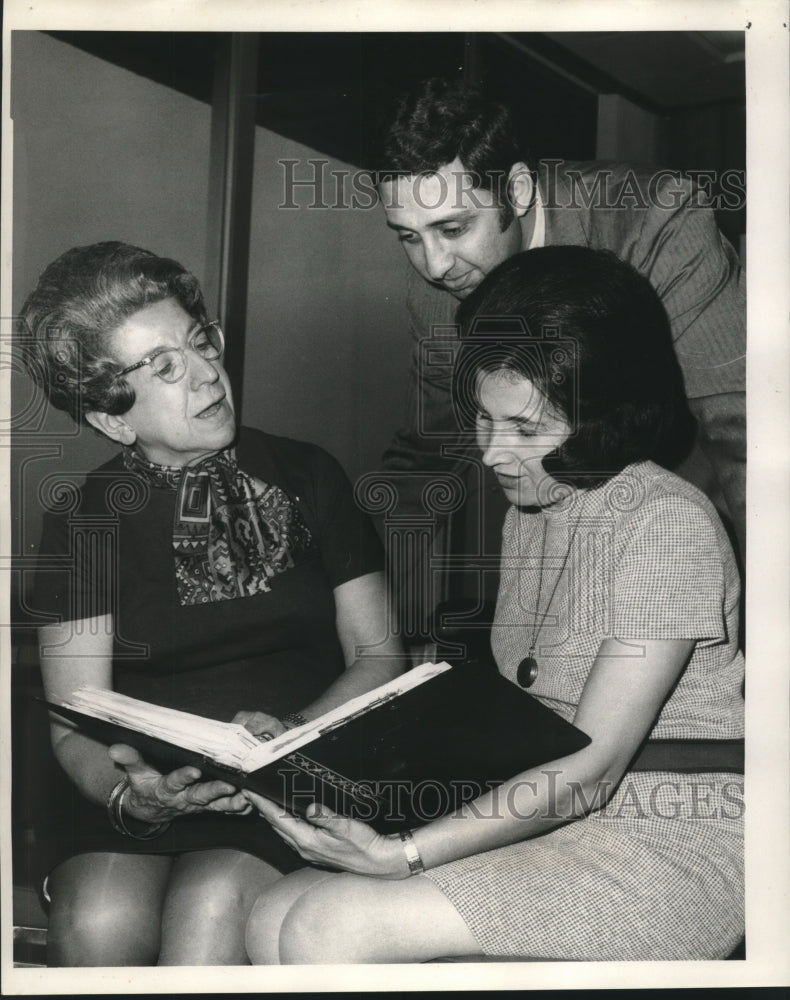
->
[108, 744, 251, 823]
[245, 791, 411, 879]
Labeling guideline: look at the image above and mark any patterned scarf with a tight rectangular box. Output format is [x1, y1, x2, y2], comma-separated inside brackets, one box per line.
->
[123, 446, 314, 606]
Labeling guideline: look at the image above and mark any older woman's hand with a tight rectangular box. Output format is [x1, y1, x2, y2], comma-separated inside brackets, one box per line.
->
[108, 744, 251, 823]
[244, 790, 411, 879]
[231, 710, 287, 741]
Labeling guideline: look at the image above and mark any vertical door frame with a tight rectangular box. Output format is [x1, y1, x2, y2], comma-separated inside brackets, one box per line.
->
[204, 33, 259, 419]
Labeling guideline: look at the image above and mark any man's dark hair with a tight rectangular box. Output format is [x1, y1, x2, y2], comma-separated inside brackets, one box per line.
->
[376, 77, 531, 226]
[453, 246, 696, 489]
[19, 241, 207, 424]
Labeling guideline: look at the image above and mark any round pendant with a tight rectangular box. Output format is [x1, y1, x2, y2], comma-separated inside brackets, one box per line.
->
[517, 655, 539, 688]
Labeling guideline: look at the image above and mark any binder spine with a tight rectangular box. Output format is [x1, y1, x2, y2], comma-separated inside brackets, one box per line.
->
[286, 751, 382, 809]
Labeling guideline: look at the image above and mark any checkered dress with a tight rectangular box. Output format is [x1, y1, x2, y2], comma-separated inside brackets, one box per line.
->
[424, 462, 744, 960]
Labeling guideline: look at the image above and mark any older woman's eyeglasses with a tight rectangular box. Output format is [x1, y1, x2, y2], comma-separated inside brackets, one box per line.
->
[114, 321, 224, 384]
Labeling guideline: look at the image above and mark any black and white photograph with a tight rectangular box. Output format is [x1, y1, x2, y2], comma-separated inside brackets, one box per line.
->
[1, 0, 787, 992]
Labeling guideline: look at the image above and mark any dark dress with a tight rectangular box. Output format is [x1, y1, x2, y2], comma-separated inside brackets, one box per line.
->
[31, 427, 384, 875]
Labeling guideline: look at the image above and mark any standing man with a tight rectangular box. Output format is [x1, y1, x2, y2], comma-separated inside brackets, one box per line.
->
[374, 78, 745, 640]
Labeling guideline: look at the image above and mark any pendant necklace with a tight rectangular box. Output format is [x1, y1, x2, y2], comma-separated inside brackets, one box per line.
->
[517, 500, 584, 689]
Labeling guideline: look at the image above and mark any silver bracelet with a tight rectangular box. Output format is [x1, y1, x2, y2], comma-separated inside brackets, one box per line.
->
[399, 829, 425, 876]
[106, 776, 130, 835]
[106, 775, 171, 840]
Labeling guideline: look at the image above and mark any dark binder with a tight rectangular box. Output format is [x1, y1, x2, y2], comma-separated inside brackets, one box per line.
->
[44, 662, 590, 833]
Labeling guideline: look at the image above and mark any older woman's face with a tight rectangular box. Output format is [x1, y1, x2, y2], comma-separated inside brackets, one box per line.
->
[110, 297, 236, 466]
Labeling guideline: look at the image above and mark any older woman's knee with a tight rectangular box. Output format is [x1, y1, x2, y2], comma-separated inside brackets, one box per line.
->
[159, 873, 250, 965]
[48, 888, 161, 966]
[159, 852, 282, 965]
[46, 853, 170, 966]
[168, 865, 250, 924]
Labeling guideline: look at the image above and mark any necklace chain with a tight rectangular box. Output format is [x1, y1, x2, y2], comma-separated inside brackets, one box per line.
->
[525, 496, 586, 665]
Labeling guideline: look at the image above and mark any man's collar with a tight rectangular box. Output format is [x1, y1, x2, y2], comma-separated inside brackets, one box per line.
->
[517, 175, 546, 252]
[535, 159, 589, 245]
[525, 184, 545, 249]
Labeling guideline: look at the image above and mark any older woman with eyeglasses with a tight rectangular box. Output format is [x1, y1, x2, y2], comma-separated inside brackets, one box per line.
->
[21, 241, 404, 966]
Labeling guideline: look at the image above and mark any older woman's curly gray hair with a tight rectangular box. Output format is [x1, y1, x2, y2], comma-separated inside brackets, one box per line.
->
[20, 241, 207, 424]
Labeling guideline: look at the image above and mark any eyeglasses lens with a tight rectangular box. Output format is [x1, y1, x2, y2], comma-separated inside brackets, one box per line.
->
[195, 322, 224, 358]
[151, 323, 223, 383]
[150, 350, 184, 382]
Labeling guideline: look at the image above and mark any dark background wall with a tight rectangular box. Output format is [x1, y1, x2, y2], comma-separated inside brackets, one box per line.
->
[9, 28, 745, 623]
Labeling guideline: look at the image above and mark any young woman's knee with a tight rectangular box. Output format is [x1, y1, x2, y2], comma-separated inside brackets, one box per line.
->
[246, 892, 284, 965]
[276, 875, 383, 964]
[270, 873, 481, 965]
[245, 867, 336, 965]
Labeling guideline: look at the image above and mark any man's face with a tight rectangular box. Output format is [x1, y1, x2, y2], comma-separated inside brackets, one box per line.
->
[380, 157, 528, 300]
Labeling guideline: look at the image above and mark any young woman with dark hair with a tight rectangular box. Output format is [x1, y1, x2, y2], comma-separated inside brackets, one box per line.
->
[242, 246, 744, 964]
[451, 244, 697, 483]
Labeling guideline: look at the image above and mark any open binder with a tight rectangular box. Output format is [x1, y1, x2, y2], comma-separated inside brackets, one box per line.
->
[44, 660, 591, 833]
